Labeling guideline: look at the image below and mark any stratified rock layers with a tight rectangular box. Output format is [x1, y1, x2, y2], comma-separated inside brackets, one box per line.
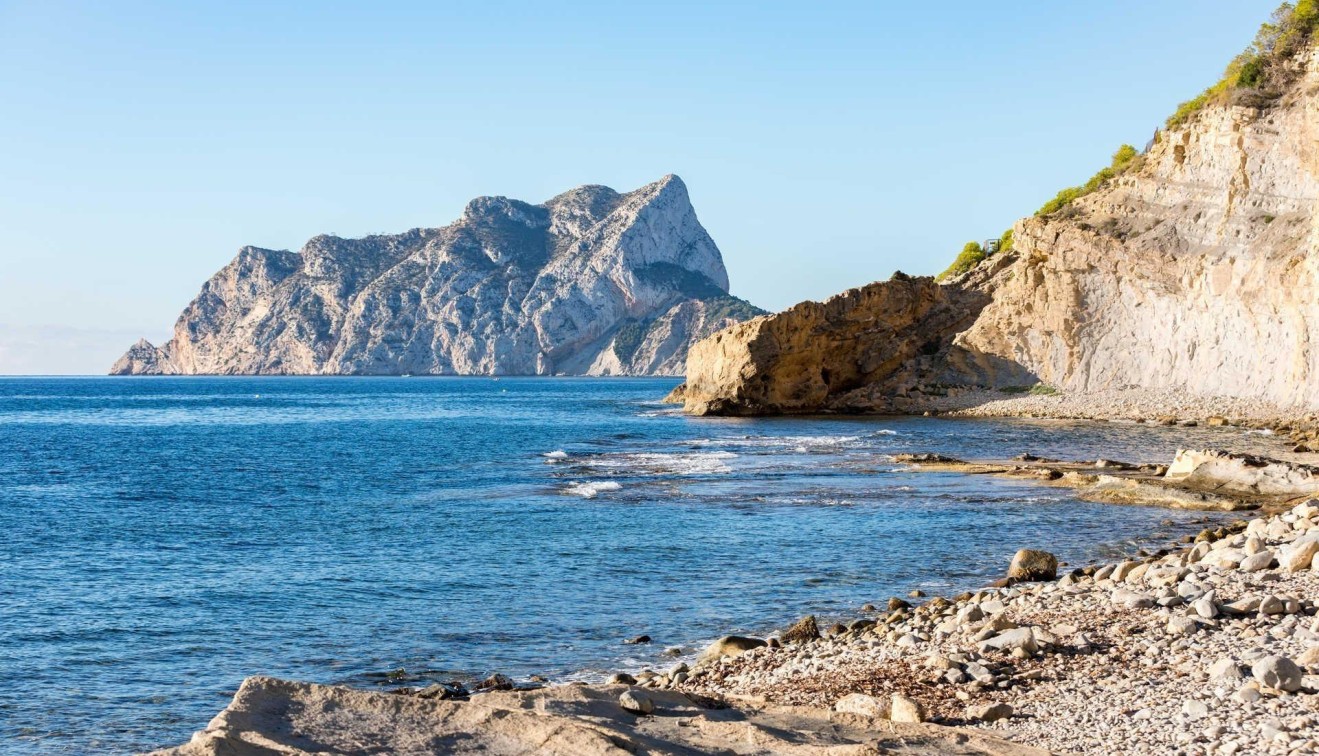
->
[958, 52, 1319, 408]
[679, 51, 1319, 415]
[675, 275, 990, 415]
[112, 175, 761, 376]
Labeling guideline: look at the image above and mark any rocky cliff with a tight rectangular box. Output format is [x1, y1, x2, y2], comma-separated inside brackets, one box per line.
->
[112, 175, 762, 376]
[675, 39, 1319, 415]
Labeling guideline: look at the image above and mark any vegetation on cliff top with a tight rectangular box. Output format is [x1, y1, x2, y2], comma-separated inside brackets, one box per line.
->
[1035, 144, 1140, 217]
[936, 3, 1316, 282]
[1167, 1, 1319, 128]
[936, 228, 1013, 281]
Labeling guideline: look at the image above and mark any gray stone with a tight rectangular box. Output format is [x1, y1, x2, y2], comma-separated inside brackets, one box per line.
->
[981, 627, 1038, 654]
[1112, 588, 1156, 609]
[1167, 616, 1199, 636]
[1182, 700, 1209, 719]
[1251, 655, 1303, 692]
[1239, 551, 1275, 572]
[619, 690, 654, 715]
[833, 693, 888, 719]
[967, 702, 1013, 722]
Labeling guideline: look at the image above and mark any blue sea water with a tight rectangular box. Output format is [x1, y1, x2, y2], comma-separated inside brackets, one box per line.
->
[0, 377, 1288, 754]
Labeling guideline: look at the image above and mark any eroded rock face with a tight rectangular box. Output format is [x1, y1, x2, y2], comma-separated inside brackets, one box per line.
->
[111, 175, 762, 376]
[676, 274, 991, 415]
[677, 50, 1319, 414]
[957, 54, 1319, 407]
[149, 675, 1046, 756]
[1165, 449, 1319, 496]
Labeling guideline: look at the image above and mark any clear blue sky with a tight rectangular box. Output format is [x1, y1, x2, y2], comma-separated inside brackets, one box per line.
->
[0, 0, 1280, 373]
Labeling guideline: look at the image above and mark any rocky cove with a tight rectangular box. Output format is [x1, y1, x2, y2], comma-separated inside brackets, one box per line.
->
[152, 439, 1319, 755]
[100, 6, 1319, 755]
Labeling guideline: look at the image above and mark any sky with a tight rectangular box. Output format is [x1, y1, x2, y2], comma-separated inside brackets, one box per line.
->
[0, 0, 1282, 374]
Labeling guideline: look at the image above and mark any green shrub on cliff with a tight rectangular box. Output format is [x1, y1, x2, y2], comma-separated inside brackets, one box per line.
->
[997, 228, 1015, 254]
[936, 229, 1015, 281]
[1035, 144, 1141, 217]
[1167, 1, 1319, 128]
[936, 242, 986, 281]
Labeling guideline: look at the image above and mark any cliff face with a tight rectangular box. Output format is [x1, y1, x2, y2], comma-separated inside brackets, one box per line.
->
[112, 175, 762, 376]
[677, 50, 1319, 415]
[674, 275, 990, 415]
[956, 50, 1319, 407]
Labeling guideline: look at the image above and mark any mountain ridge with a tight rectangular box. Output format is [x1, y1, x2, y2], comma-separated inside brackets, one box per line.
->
[112, 174, 763, 376]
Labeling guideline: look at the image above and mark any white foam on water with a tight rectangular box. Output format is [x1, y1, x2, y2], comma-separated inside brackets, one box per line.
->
[636, 408, 683, 418]
[612, 451, 736, 475]
[563, 481, 623, 498]
[683, 434, 864, 451]
[565, 451, 738, 476]
[543, 450, 569, 460]
[1245, 429, 1275, 436]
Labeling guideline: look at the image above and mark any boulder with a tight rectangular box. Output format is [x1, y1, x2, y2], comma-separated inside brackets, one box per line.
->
[833, 693, 889, 719]
[1111, 588, 1156, 609]
[1166, 616, 1199, 636]
[1007, 549, 1058, 582]
[967, 702, 1013, 723]
[981, 627, 1038, 654]
[698, 635, 766, 664]
[781, 615, 822, 644]
[1283, 539, 1319, 572]
[476, 674, 515, 691]
[619, 690, 654, 715]
[890, 694, 926, 723]
[1238, 550, 1275, 572]
[1251, 656, 1303, 693]
[1166, 449, 1319, 497]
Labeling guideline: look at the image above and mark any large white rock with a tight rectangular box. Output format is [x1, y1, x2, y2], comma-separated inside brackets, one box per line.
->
[1166, 450, 1319, 497]
[111, 175, 761, 377]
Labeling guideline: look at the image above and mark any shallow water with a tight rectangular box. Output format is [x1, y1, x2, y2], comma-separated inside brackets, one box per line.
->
[0, 377, 1289, 754]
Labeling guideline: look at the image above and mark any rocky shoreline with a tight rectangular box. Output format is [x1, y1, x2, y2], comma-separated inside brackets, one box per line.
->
[152, 437, 1319, 755]
[670, 493, 1319, 754]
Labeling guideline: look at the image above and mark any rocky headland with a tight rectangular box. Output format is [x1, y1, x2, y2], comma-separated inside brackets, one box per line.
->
[671, 19, 1319, 421]
[112, 175, 762, 376]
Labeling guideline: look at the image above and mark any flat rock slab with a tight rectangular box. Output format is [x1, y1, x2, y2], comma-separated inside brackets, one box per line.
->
[150, 676, 1049, 755]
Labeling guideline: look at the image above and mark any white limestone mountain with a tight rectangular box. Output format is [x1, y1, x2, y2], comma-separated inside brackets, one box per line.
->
[111, 175, 762, 376]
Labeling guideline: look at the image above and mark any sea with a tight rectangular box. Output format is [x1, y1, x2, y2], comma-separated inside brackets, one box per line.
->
[0, 377, 1288, 754]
